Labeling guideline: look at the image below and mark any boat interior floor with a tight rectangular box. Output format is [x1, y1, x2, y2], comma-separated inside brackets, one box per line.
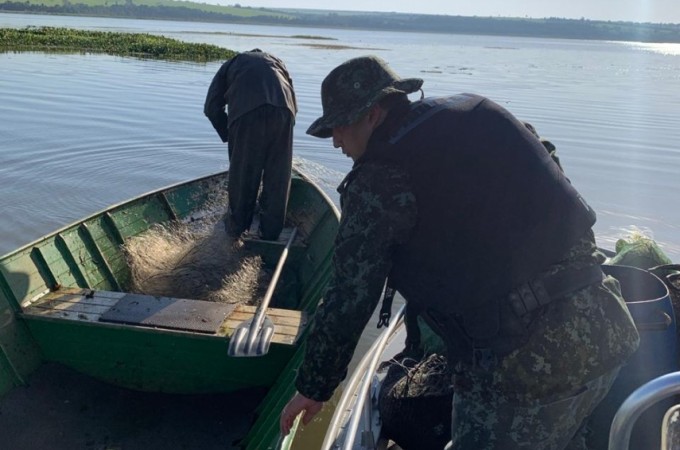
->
[0, 362, 266, 449]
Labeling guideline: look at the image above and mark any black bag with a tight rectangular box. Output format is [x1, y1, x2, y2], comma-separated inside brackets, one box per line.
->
[378, 353, 453, 450]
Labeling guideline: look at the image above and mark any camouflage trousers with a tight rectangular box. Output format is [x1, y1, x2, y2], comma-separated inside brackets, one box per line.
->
[444, 366, 620, 450]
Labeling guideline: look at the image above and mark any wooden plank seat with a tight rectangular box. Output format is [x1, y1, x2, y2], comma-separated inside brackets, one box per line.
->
[22, 287, 308, 346]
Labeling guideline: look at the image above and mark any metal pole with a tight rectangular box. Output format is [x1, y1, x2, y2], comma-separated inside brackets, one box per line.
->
[609, 371, 680, 449]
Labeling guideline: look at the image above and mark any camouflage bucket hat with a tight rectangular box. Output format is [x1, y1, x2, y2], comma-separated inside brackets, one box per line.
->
[306, 56, 423, 138]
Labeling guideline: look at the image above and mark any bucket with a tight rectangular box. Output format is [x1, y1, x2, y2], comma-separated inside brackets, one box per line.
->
[589, 264, 677, 450]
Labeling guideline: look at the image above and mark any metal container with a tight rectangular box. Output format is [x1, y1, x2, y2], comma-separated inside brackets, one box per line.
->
[590, 264, 677, 449]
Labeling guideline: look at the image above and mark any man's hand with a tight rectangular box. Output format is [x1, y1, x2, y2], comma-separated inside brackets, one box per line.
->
[279, 392, 324, 436]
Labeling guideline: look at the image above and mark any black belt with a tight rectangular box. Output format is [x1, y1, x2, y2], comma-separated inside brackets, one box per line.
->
[507, 265, 605, 318]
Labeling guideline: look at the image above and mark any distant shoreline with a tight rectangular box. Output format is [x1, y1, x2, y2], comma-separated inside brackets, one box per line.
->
[2, 3, 680, 44]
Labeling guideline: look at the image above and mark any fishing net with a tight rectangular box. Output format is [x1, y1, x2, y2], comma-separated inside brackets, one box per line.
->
[122, 188, 272, 306]
[123, 222, 270, 305]
[379, 353, 453, 450]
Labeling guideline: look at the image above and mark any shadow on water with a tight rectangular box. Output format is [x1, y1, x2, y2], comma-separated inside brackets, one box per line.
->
[0, 362, 266, 450]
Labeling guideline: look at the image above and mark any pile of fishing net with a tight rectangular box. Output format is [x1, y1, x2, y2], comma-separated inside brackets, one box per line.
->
[378, 353, 453, 450]
[122, 218, 271, 306]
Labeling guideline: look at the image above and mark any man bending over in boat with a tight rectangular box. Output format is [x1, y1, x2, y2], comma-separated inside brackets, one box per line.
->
[204, 49, 297, 240]
[279, 55, 640, 449]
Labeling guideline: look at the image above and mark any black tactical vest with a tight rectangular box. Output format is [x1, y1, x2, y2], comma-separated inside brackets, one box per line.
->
[363, 94, 596, 344]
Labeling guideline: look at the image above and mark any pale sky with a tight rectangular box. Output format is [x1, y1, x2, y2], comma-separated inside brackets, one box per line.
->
[214, 0, 680, 24]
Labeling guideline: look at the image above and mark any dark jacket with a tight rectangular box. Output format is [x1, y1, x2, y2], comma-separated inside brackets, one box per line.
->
[204, 50, 297, 142]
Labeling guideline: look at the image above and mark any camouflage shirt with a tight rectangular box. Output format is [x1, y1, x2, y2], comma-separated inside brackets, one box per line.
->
[295, 162, 417, 401]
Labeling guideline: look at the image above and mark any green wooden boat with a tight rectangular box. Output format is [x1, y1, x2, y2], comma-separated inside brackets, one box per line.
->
[0, 168, 339, 449]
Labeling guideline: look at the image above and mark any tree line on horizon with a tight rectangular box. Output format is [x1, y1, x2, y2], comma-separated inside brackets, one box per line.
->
[2, 0, 680, 43]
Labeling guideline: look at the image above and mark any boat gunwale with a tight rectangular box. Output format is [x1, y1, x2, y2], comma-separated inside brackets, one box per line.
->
[322, 305, 406, 450]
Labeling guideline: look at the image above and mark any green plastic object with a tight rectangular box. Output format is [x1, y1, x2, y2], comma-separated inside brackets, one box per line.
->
[608, 234, 673, 270]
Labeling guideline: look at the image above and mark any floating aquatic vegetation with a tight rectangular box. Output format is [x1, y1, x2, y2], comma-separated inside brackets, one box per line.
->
[0, 26, 236, 62]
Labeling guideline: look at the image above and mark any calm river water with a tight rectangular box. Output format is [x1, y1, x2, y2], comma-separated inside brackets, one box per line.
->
[1, 11, 680, 447]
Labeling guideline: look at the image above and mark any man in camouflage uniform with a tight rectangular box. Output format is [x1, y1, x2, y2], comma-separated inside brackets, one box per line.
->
[279, 55, 640, 449]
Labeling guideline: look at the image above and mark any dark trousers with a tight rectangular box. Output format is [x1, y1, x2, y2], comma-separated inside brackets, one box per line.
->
[227, 105, 293, 240]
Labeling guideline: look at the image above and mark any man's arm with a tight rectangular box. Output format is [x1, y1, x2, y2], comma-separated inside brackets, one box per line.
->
[280, 164, 416, 433]
[204, 60, 232, 142]
[295, 164, 417, 402]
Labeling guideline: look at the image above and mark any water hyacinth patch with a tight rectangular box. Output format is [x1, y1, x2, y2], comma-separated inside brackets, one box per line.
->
[0, 26, 236, 61]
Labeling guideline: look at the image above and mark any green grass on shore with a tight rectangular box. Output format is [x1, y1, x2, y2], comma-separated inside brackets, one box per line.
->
[0, 26, 236, 61]
[3, 0, 293, 18]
